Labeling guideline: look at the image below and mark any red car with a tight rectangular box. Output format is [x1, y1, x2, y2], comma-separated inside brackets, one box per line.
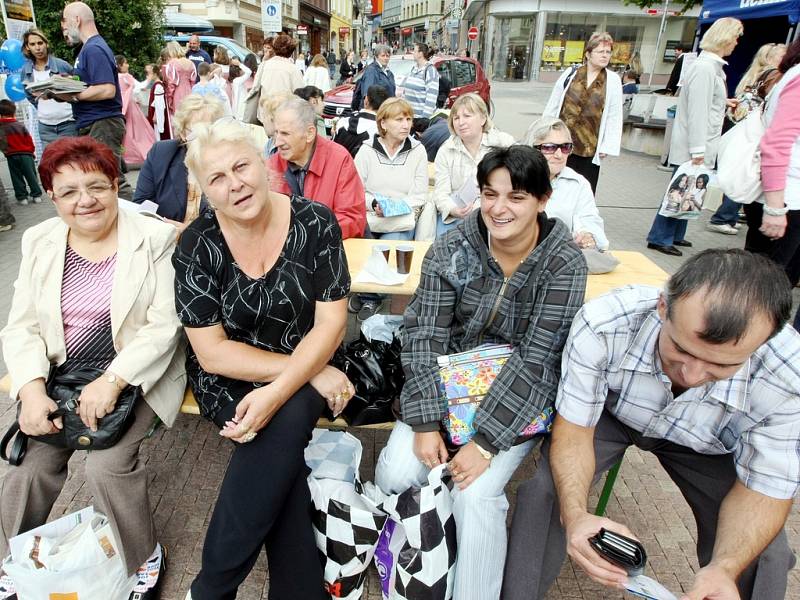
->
[323, 54, 491, 130]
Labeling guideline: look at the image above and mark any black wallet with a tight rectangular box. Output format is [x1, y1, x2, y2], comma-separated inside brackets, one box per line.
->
[588, 528, 647, 576]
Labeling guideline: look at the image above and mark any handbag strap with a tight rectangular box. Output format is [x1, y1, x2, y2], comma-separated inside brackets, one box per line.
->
[0, 421, 28, 466]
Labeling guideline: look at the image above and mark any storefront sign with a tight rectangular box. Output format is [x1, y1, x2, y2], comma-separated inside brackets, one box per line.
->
[446, 18, 459, 29]
[563, 40, 584, 64]
[297, 24, 309, 35]
[261, 0, 281, 34]
[402, 27, 412, 35]
[663, 40, 682, 61]
[542, 39, 563, 63]
[612, 42, 633, 65]
[339, 27, 350, 35]
[0, 0, 36, 40]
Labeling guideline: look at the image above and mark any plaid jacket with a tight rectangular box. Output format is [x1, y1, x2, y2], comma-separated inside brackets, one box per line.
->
[400, 209, 588, 453]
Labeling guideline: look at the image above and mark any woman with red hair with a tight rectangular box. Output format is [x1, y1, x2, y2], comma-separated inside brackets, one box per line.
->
[0, 136, 186, 600]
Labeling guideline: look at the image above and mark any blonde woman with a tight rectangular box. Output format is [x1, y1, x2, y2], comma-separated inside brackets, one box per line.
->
[174, 118, 351, 599]
[258, 90, 294, 156]
[304, 53, 332, 92]
[433, 93, 514, 235]
[646, 17, 744, 254]
[162, 40, 197, 118]
[736, 42, 786, 96]
[543, 32, 623, 193]
[133, 94, 226, 228]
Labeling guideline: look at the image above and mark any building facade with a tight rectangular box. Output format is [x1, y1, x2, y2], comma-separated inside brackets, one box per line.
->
[329, 0, 355, 56]
[462, 0, 700, 83]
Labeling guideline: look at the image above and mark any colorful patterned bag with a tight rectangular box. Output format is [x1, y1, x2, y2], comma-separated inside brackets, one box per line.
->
[437, 344, 554, 446]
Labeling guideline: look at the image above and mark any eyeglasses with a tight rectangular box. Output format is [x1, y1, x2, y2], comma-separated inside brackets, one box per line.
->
[535, 142, 573, 155]
[51, 182, 114, 203]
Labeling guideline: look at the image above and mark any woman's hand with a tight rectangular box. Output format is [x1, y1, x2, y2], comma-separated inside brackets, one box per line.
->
[448, 441, 491, 490]
[760, 213, 787, 240]
[413, 431, 448, 468]
[220, 385, 285, 443]
[78, 377, 122, 432]
[310, 365, 355, 417]
[574, 231, 597, 249]
[18, 385, 61, 436]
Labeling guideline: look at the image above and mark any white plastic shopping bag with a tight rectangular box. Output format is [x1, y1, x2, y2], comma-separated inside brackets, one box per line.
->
[2, 506, 137, 600]
[658, 161, 714, 220]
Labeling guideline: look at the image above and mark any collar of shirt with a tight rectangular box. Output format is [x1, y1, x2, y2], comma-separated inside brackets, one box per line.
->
[619, 309, 751, 411]
[701, 51, 728, 67]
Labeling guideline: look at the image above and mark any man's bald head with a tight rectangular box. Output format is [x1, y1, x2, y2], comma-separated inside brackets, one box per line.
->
[63, 2, 94, 22]
[62, 2, 96, 45]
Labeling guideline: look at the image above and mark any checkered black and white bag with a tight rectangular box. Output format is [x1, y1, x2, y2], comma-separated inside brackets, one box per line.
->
[374, 465, 457, 600]
[306, 429, 388, 600]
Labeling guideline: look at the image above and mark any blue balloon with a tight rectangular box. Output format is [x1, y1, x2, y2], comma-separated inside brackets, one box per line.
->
[1, 39, 24, 71]
[5, 73, 26, 102]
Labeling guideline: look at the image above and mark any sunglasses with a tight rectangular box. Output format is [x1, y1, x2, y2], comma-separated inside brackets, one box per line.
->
[535, 142, 573, 155]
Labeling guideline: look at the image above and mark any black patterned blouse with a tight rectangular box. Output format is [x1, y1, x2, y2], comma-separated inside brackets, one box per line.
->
[172, 196, 350, 420]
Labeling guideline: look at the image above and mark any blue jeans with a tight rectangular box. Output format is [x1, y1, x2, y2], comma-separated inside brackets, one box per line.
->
[376, 421, 535, 600]
[647, 212, 688, 246]
[709, 195, 741, 226]
[38, 120, 77, 148]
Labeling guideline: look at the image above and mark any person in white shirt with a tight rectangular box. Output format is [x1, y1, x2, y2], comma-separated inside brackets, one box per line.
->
[523, 116, 609, 250]
[295, 51, 306, 74]
[304, 53, 332, 92]
[227, 57, 252, 120]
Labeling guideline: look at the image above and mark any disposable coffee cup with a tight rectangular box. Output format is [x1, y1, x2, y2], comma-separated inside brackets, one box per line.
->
[396, 244, 414, 274]
[373, 244, 391, 263]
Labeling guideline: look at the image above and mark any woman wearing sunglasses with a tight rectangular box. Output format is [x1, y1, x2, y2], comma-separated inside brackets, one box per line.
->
[524, 116, 609, 251]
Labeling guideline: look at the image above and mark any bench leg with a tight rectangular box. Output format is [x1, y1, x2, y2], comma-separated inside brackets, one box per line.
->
[594, 460, 622, 517]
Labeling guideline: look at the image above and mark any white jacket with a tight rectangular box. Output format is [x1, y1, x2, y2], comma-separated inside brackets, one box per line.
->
[543, 66, 623, 166]
[304, 65, 332, 92]
[355, 135, 429, 233]
[548, 166, 609, 250]
[433, 128, 516, 224]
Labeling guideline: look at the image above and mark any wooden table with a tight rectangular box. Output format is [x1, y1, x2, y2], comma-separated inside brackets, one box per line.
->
[586, 251, 668, 300]
[344, 239, 432, 295]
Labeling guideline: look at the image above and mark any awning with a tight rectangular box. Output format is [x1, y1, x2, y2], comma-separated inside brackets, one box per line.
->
[164, 12, 215, 33]
[699, 0, 800, 24]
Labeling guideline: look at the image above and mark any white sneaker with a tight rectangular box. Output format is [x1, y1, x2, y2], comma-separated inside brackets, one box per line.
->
[0, 224, 13, 232]
[16, 198, 27, 206]
[706, 223, 738, 235]
[30, 196, 42, 204]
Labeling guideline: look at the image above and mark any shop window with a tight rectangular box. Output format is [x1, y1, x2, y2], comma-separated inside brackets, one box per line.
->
[452, 60, 476, 87]
[491, 16, 534, 81]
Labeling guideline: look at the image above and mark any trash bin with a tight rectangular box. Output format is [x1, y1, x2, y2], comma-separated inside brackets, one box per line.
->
[660, 105, 677, 166]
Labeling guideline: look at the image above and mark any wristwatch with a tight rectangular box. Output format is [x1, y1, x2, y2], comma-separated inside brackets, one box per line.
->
[763, 205, 789, 216]
[105, 372, 125, 391]
[473, 442, 494, 463]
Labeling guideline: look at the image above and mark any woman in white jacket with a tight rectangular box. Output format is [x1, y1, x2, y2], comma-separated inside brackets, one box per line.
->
[304, 53, 332, 93]
[542, 32, 622, 194]
[434, 93, 515, 236]
[524, 116, 609, 250]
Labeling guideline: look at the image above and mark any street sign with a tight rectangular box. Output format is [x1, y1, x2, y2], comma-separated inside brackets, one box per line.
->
[297, 24, 309, 35]
[445, 18, 458, 29]
[467, 26, 479, 40]
[451, 6, 463, 19]
[261, 0, 281, 33]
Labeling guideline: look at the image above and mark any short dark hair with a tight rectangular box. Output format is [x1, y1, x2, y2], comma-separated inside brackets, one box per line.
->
[365, 84, 390, 110]
[114, 54, 126, 69]
[272, 33, 297, 58]
[665, 248, 792, 343]
[0, 100, 16, 117]
[294, 85, 323, 101]
[476, 145, 552, 200]
[415, 42, 433, 60]
[198, 62, 212, 77]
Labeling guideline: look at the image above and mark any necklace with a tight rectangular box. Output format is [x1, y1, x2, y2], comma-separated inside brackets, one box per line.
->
[488, 230, 538, 267]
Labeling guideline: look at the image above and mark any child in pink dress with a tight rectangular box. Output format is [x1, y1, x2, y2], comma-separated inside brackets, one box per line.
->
[116, 55, 156, 165]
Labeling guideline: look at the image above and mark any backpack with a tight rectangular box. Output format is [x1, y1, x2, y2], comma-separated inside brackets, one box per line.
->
[333, 113, 370, 158]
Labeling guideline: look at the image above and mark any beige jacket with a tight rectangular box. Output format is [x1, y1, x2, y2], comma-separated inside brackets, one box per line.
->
[0, 209, 186, 427]
[255, 56, 305, 98]
[433, 128, 516, 224]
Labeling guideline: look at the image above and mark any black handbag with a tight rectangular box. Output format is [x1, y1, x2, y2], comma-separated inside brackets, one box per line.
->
[0, 367, 141, 466]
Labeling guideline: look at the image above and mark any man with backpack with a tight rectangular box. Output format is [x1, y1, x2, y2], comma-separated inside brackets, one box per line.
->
[334, 84, 389, 157]
[401, 42, 439, 118]
[351, 45, 395, 111]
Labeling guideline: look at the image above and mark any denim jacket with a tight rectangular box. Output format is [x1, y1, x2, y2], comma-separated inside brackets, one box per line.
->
[22, 56, 74, 105]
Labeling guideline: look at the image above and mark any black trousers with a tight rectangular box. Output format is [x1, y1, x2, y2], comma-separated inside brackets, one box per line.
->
[566, 154, 600, 195]
[191, 384, 327, 600]
[502, 407, 795, 600]
[743, 203, 800, 286]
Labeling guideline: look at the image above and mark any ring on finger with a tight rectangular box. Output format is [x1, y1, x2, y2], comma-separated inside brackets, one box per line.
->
[241, 431, 257, 443]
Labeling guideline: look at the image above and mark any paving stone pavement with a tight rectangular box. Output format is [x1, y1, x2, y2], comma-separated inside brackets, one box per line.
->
[0, 82, 798, 599]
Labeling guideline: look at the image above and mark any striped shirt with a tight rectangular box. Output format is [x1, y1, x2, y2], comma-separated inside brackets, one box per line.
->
[556, 285, 800, 500]
[402, 63, 439, 119]
[61, 246, 117, 371]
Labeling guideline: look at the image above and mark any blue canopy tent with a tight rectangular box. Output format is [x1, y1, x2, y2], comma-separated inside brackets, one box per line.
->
[699, 0, 800, 25]
[696, 0, 800, 93]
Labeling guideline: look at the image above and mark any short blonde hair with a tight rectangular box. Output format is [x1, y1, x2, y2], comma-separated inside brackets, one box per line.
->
[523, 116, 572, 146]
[165, 40, 186, 59]
[376, 97, 414, 137]
[184, 118, 263, 184]
[700, 17, 743, 53]
[173, 94, 227, 140]
[585, 32, 614, 58]
[447, 93, 492, 135]
[259, 90, 294, 122]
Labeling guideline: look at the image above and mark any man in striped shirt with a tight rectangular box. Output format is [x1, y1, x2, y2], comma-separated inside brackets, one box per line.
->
[504, 249, 800, 600]
[402, 43, 439, 119]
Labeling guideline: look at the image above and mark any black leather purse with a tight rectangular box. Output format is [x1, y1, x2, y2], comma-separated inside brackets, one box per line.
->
[0, 367, 141, 466]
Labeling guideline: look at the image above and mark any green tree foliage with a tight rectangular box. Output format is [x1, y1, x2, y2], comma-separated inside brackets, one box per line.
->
[31, 0, 165, 77]
[622, 0, 698, 14]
